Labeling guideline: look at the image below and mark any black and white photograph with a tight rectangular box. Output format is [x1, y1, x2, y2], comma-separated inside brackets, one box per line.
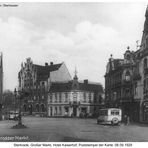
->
[0, 1, 148, 144]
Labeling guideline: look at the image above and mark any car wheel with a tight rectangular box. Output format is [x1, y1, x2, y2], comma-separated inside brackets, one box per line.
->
[111, 118, 119, 125]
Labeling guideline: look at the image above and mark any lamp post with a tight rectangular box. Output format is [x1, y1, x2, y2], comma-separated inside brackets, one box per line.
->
[14, 88, 17, 119]
[18, 88, 22, 126]
[12, 88, 27, 129]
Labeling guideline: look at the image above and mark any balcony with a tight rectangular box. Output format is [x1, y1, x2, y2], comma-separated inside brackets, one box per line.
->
[133, 73, 141, 81]
[69, 101, 80, 106]
[122, 80, 132, 86]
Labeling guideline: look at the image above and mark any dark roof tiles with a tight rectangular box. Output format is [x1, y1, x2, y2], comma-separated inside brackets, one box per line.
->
[34, 63, 62, 81]
[50, 81, 103, 93]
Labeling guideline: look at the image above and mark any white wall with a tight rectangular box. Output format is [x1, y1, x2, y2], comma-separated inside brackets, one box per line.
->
[50, 63, 71, 82]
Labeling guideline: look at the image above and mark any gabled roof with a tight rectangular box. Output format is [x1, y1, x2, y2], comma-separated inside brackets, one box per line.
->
[34, 63, 62, 75]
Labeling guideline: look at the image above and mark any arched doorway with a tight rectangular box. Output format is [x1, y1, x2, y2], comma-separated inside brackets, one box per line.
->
[40, 104, 46, 112]
[50, 107, 52, 116]
[36, 104, 39, 112]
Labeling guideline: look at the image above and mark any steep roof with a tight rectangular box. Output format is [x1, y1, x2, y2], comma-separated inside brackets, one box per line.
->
[34, 63, 62, 81]
[50, 81, 72, 92]
[49, 81, 104, 93]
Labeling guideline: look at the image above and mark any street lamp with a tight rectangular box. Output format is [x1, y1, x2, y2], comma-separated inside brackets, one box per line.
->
[14, 88, 17, 119]
[12, 88, 27, 129]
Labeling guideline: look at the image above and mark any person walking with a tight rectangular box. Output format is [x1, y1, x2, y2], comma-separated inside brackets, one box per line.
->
[124, 115, 127, 125]
[126, 115, 130, 125]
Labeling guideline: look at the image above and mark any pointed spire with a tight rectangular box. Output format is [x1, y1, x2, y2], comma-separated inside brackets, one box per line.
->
[74, 66, 77, 76]
[73, 66, 78, 80]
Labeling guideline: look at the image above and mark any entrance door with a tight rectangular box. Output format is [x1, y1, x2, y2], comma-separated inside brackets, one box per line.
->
[29, 105, 33, 115]
[73, 107, 77, 117]
[50, 107, 52, 116]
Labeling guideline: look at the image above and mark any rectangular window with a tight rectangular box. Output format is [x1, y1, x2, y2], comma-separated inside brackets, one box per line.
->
[59, 106, 62, 115]
[65, 93, 68, 102]
[55, 93, 57, 102]
[89, 93, 91, 103]
[111, 111, 119, 115]
[38, 94, 40, 100]
[84, 92, 86, 102]
[59, 93, 62, 103]
[55, 107, 57, 115]
[50, 94, 52, 102]
[73, 92, 77, 102]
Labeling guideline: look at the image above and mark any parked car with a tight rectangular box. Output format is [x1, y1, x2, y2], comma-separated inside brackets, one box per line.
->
[9, 111, 19, 120]
[97, 108, 122, 125]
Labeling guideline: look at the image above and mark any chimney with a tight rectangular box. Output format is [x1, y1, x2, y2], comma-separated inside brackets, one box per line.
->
[84, 79, 88, 84]
[45, 62, 48, 66]
[50, 62, 53, 65]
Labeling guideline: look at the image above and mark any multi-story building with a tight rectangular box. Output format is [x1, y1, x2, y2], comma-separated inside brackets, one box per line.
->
[48, 72, 104, 117]
[104, 6, 148, 123]
[0, 53, 3, 120]
[18, 58, 71, 116]
[104, 49, 139, 121]
[134, 6, 148, 123]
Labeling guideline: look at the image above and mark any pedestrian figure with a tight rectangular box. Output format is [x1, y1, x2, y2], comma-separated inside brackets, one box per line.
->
[64, 111, 68, 117]
[124, 115, 127, 125]
[126, 116, 130, 125]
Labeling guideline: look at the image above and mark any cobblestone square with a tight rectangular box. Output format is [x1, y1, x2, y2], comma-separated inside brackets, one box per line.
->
[0, 117, 148, 142]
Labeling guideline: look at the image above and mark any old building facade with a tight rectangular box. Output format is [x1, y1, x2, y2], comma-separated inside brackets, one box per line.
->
[48, 72, 104, 117]
[0, 53, 3, 119]
[105, 6, 148, 123]
[104, 49, 139, 122]
[134, 6, 148, 123]
[18, 58, 71, 116]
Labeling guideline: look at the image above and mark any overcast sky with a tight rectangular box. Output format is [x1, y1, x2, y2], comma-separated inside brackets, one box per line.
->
[0, 2, 147, 91]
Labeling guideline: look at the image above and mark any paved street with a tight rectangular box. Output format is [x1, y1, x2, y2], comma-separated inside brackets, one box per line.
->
[0, 117, 148, 142]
